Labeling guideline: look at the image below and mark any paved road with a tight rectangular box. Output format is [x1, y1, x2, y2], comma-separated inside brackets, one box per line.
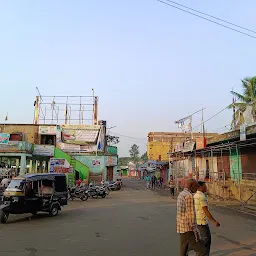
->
[0, 178, 255, 256]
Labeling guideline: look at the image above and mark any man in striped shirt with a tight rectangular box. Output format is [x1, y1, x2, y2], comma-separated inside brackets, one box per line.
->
[177, 179, 207, 256]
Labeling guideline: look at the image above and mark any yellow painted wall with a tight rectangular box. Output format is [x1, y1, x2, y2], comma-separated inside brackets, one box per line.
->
[0, 125, 39, 144]
[147, 141, 171, 161]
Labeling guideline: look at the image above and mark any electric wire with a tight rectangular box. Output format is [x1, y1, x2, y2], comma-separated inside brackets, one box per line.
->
[156, 0, 256, 39]
[164, 0, 256, 34]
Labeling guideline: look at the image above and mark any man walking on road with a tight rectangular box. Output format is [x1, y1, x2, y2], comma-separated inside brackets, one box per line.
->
[151, 174, 157, 190]
[145, 175, 151, 189]
[169, 175, 175, 198]
[194, 181, 220, 255]
[177, 179, 207, 256]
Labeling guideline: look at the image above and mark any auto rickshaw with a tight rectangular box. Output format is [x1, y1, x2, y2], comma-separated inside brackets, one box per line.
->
[0, 173, 68, 223]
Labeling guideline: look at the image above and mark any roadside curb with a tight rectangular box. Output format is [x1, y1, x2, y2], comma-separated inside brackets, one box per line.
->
[211, 203, 256, 217]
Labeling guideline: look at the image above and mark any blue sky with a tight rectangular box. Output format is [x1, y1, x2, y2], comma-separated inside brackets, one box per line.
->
[0, 1, 256, 156]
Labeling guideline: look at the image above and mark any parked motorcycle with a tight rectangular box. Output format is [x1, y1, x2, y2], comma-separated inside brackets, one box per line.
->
[87, 185, 108, 198]
[68, 186, 88, 201]
[105, 181, 121, 191]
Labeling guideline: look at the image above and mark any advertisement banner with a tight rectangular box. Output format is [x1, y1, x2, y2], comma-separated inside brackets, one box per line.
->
[105, 156, 117, 166]
[92, 159, 101, 166]
[0, 141, 33, 152]
[33, 145, 55, 156]
[196, 138, 206, 149]
[61, 124, 100, 130]
[106, 146, 118, 155]
[50, 158, 71, 173]
[39, 126, 57, 135]
[0, 134, 10, 144]
[62, 129, 99, 144]
[183, 141, 195, 152]
[57, 142, 97, 153]
[53, 166, 72, 174]
[174, 143, 184, 152]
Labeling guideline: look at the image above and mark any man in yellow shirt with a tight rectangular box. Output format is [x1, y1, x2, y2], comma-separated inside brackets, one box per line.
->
[194, 181, 220, 255]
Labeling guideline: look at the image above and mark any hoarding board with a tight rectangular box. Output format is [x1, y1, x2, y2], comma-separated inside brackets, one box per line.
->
[57, 142, 97, 153]
[33, 145, 55, 156]
[49, 158, 71, 173]
[0, 134, 10, 144]
[183, 141, 195, 152]
[174, 143, 184, 152]
[106, 146, 118, 155]
[39, 126, 57, 135]
[105, 156, 117, 166]
[196, 138, 206, 149]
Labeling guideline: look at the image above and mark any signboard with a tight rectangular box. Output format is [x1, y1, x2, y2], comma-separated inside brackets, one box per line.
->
[106, 156, 117, 166]
[80, 145, 97, 152]
[240, 124, 246, 141]
[49, 158, 71, 173]
[106, 146, 118, 155]
[33, 145, 55, 156]
[57, 142, 97, 153]
[0, 141, 32, 152]
[92, 160, 101, 166]
[61, 124, 100, 130]
[196, 138, 206, 149]
[0, 134, 10, 144]
[183, 141, 195, 152]
[39, 126, 57, 135]
[62, 128, 99, 145]
[53, 166, 72, 174]
[175, 143, 184, 152]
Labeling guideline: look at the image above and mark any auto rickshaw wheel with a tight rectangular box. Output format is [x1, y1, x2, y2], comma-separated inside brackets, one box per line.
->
[49, 206, 59, 217]
[0, 211, 9, 224]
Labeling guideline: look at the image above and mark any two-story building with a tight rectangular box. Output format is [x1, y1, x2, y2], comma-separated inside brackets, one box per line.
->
[0, 122, 118, 185]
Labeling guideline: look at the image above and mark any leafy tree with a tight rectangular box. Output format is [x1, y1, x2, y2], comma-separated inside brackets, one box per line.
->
[141, 152, 148, 163]
[106, 135, 119, 146]
[118, 157, 131, 166]
[228, 76, 256, 128]
[129, 144, 139, 164]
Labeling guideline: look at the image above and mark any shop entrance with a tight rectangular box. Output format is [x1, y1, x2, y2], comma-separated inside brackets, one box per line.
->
[106, 166, 114, 181]
[40, 135, 56, 145]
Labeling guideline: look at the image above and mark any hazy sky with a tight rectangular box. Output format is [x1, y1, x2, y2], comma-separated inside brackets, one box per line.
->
[0, 1, 255, 156]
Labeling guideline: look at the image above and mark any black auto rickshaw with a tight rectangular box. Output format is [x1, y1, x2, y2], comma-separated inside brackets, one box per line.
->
[0, 173, 68, 223]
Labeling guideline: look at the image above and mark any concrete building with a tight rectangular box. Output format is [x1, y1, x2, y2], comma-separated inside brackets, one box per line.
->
[169, 125, 256, 203]
[0, 122, 118, 184]
[147, 132, 217, 162]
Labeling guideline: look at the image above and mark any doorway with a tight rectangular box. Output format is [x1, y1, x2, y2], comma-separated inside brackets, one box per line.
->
[40, 135, 56, 145]
[107, 166, 114, 181]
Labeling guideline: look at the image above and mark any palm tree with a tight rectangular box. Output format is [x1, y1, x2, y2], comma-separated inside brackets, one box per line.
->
[228, 76, 256, 129]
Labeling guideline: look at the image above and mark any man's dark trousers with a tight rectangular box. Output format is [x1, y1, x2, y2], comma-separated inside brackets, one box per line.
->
[197, 225, 211, 256]
[180, 231, 207, 256]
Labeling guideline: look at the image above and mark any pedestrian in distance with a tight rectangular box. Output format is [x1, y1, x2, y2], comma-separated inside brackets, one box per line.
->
[158, 176, 163, 188]
[151, 175, 156, 190]
[169, 175, 175, 198]
[194, 181, 220, 256]
[145, 175, 151, 189]
[177, 179, 207, 256]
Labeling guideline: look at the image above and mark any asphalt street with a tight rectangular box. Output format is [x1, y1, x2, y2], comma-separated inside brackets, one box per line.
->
[0, 178, 255, 256]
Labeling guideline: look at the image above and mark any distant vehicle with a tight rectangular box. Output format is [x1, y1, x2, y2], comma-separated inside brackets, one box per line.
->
[0, 173, 68, 223]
